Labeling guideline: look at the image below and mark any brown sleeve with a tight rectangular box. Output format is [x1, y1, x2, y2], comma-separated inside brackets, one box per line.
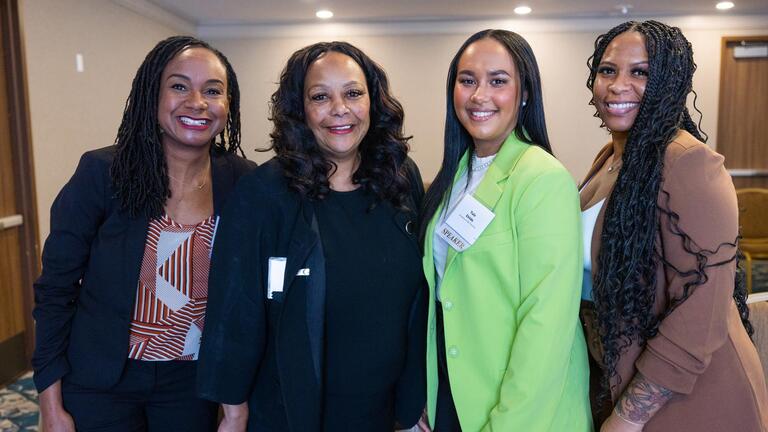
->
[635, 143, 739, 394]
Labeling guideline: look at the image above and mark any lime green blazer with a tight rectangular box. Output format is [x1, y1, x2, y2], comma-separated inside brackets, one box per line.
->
[423, 134, 593, 431]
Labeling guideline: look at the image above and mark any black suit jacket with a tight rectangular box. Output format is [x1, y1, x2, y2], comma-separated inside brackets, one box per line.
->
[32, 146, 256, 392]
[197, 157, 427, 431]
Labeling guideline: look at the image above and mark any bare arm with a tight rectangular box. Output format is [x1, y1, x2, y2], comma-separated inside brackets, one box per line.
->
[601, 372, 675, 432]
[218, 403, 248, 432]
[38, 380, 75, 432]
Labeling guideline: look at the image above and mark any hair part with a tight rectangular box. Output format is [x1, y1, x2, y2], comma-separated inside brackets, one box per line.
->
[267, 41, 412, 209]
[111, 35, 243, 218]
[420, 29, 550, 241]
[586, 20, 751, 400]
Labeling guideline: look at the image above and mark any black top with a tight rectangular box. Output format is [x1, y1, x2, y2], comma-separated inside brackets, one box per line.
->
[317, 189, 423, 431]
[197, 158, 427, 432]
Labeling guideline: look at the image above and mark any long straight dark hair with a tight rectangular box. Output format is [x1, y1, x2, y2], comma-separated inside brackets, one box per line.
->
[419, 29, 551, 241]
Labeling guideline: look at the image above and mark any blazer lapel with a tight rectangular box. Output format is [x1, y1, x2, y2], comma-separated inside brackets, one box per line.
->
[122, 213, 149, 316]
[210, 151, 234, 216]
[277, 199, 325, 432]
[442, 134, 530, 275]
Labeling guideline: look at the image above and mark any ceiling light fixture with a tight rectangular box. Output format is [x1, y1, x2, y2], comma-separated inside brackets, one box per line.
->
[316, 9, 334, 19]
[716, 1, 735, 10]
[514, 5, 532, 15]
[615, 4, 634, 15]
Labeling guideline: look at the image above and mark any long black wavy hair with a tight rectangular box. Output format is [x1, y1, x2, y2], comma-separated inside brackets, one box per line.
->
[586, 20, 752, 398]
[268, 41, 412, 209]
[111, 35, 242, 218]
[420, 29, 551, 240]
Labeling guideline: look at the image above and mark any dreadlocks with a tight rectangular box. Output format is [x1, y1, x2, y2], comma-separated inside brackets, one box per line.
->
[585, 20, 752, 398]
[110, 35, 242, 218]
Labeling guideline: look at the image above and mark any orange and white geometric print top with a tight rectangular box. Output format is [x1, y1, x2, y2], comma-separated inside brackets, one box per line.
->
[128, 214, 217, 361]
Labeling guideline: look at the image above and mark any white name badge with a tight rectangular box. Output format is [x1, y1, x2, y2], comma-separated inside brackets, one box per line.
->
[267, 257, 287, 299]
[438, 194, 495, 252]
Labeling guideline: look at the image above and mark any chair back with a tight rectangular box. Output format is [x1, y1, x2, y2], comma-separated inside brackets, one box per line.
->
[737, 188, 768, 238]
[749, 300, 768, 380]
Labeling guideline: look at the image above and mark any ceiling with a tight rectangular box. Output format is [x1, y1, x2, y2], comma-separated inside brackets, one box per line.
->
[144, 0, 768, 25]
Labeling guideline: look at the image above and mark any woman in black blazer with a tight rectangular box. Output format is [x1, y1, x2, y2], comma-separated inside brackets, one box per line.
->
[197, 41, 427, 432]
[32, 36, 255, 432]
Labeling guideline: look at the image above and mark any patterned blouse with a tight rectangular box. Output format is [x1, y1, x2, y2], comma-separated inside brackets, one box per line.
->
[128, 214, 217, 360]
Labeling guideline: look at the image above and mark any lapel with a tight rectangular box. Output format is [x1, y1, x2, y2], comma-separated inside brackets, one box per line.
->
[210, 150, 234, 216]
[277, 198, 325, 432]
[579, 144, 614, 271]
[441, 134, 531, 275]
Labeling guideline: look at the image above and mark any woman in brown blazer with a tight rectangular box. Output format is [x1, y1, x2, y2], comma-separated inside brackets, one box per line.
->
[579, 20, 768, 432]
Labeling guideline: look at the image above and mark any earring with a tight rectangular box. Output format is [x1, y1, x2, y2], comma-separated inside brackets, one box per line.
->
[521, 100, 527, 107]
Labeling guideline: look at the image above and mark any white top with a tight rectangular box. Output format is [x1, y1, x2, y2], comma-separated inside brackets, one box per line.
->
[433, 153, 496, 300]
[581, 198, 604, 301]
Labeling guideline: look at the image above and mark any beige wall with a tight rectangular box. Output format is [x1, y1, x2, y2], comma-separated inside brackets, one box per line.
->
[20, 5, 768, 241]
[209, 17, 768, 184]
[21, 0, 188, 241]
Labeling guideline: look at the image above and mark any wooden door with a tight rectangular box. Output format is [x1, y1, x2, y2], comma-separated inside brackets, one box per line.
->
[717, 36, 768, 189]
[0, 0, 40, 386]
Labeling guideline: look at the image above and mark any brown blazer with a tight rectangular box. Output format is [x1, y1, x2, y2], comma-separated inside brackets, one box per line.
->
[581, 130, 768, 432]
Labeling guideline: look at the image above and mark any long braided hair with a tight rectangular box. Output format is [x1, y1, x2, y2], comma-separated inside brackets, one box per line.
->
[111, 35, 242, 218]
[586, 20, 752, 398]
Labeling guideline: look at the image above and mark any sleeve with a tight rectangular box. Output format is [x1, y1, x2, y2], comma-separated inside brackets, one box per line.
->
[635, 145, 738, 394]
[31, 151, 108, 392]
[482, 167, 584, 431]
[394, 266, 428, 427]
[394, 158, 428, 427]
[197, 176, 269, 404]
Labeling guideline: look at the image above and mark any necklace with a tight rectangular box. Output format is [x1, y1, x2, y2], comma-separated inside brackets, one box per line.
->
[471, 153, 496, 172]
[168, 162, 210, 191]
[606, 156, 622, 173]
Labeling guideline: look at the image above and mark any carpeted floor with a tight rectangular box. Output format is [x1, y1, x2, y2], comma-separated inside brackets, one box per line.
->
[0, 262, 766, 432]
[0, 372, 37, 432]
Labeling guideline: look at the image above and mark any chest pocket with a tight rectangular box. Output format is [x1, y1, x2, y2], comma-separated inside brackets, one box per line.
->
[464, 227, 516, 254]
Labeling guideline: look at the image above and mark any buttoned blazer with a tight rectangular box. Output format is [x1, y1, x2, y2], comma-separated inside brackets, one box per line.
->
[31, 146, 256, 392]
[422, 134, 593, 431]
[197, 157, 427, 432]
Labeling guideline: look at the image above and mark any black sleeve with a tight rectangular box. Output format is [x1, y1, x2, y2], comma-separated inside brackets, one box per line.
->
[395, 273, 428, 428]
[403, 156, 425, 213]
[32, 151, 109, 392]
[197, 174, 269, 404]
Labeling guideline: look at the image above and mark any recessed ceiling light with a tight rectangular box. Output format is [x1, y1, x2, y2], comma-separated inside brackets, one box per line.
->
[316, 9, 334, 19]
[716, 1, 735, 10]
[514, 5, 532, 15]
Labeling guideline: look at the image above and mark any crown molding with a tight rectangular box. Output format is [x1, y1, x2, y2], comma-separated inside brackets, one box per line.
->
[197, 14, 768, 40]
[112, 0, 196, 34]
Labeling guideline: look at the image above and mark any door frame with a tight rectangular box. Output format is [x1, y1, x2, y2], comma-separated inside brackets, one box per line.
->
[1, 0, 40, 363]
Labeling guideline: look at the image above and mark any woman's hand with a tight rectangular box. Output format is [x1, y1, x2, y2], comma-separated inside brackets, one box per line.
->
[218, 403, 248, 432]
[416, 409, 431, 432]
[600, 411, 644, 432]
[38, 380, 75, 432]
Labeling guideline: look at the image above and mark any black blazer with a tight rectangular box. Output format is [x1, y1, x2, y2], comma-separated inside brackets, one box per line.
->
[197, 158, 427, 431]
[32, 146, 256, 392]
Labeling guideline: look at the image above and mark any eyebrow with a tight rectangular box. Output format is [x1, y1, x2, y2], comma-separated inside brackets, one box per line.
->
[166, 73, 225, 85]
[306, 81, 364, 91]
[599, 60, 649, 67]
[457, 69, 511, 76]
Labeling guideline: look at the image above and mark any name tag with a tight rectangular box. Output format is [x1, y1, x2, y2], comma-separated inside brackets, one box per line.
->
[438, 194, 495, 252]
[267, 257, 287, 299]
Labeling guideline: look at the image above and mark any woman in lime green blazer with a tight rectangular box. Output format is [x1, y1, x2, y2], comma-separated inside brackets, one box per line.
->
[419, 29, 592, 431]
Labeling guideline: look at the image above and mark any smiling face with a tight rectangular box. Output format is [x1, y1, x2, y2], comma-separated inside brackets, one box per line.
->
[157, 47, 229, 153]
[303, 51, 371, 164]
[453, 37, 525, 155]
[593, 31, 649, 136]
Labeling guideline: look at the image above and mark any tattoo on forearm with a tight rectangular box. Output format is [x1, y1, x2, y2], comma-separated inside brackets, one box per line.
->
[615, 373, 675, 424]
